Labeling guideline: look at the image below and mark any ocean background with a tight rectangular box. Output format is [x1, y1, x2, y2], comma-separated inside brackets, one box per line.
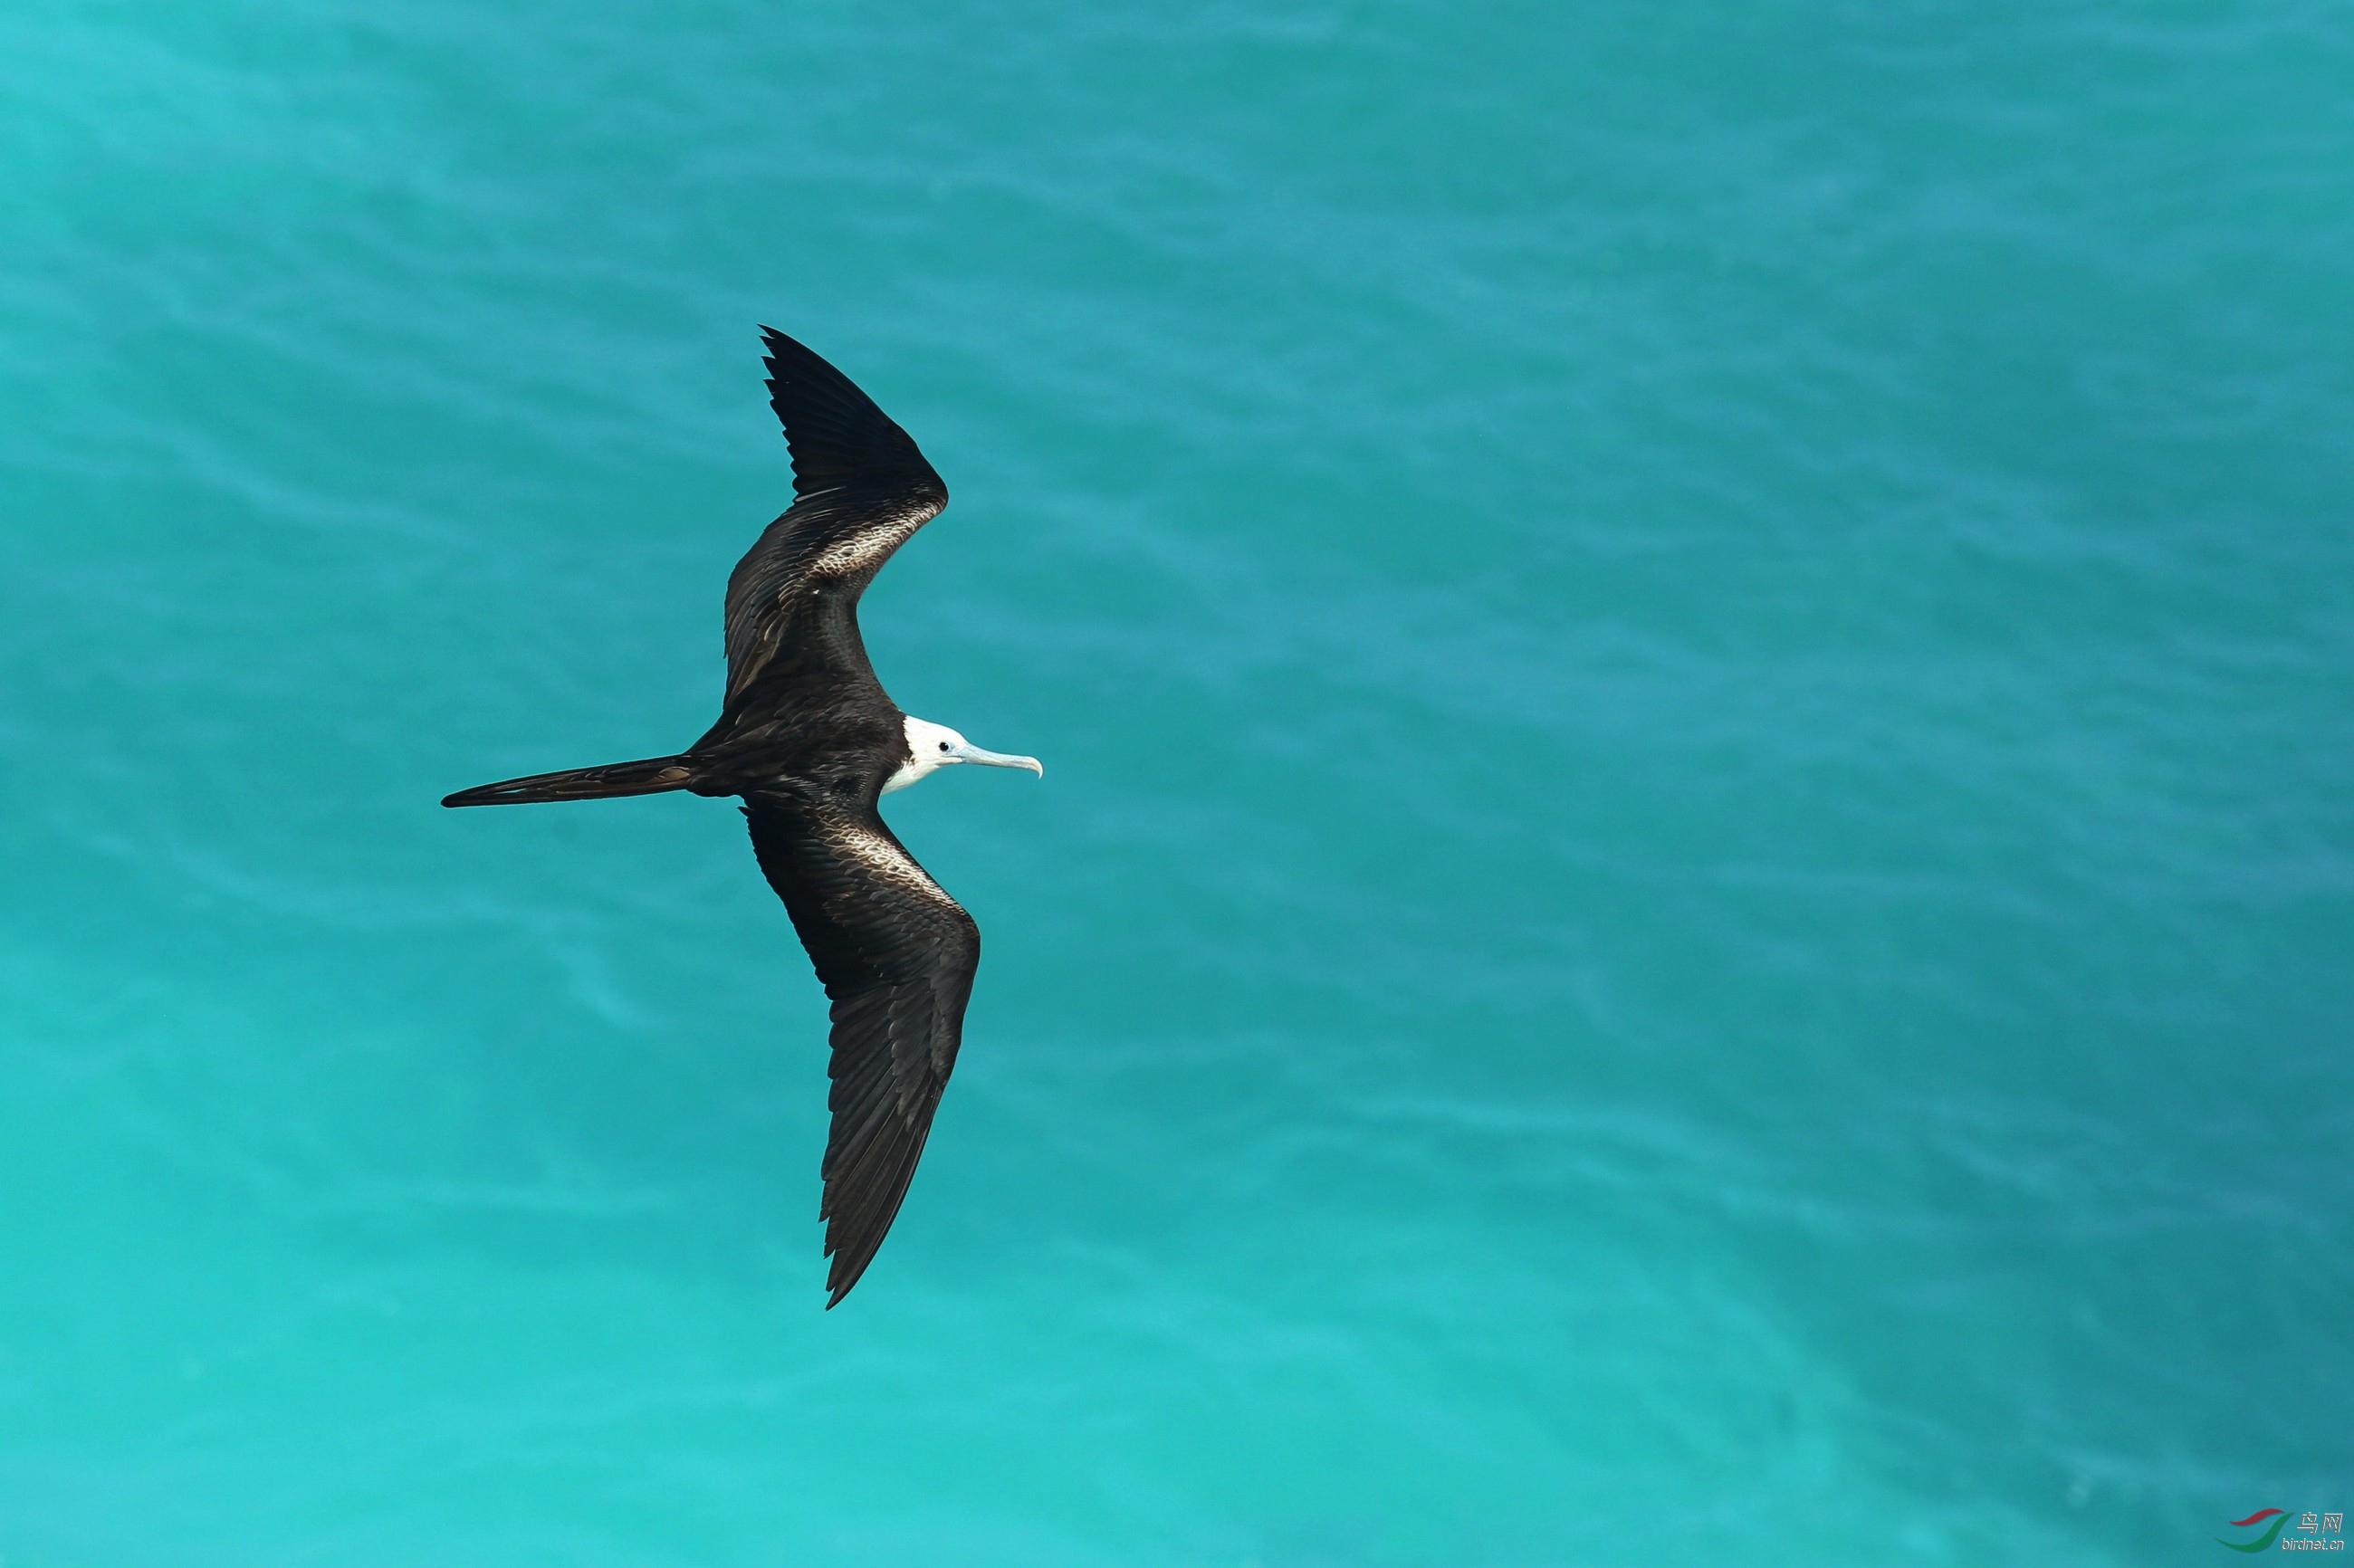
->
[2, 0, 2349, 1562]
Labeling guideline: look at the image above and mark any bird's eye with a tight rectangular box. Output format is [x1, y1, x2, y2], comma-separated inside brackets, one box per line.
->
[939, 741, 952, 752]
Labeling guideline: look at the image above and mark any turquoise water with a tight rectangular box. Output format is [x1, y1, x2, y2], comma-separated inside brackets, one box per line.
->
[3, 0, 2349, 1561]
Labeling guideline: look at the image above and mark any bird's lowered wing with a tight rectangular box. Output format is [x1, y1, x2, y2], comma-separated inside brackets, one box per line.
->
[743, 794, 980, 1305]
[722, 329, 948, 703]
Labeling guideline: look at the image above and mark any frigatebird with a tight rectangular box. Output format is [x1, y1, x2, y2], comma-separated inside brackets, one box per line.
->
[444, 329, 1041, 1305]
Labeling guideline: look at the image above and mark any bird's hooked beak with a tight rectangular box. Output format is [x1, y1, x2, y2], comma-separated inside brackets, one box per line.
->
[948, 739, 1044, 777]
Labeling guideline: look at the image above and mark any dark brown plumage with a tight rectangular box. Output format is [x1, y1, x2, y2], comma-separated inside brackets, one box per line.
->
[445, 328, 1024, 1306]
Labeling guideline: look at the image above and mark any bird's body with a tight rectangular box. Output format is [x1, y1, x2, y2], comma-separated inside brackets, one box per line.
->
[445, 329, 1039, 1305]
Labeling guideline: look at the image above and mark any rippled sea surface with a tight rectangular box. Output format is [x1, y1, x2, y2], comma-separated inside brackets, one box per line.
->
[2, 1, 2349, 1563]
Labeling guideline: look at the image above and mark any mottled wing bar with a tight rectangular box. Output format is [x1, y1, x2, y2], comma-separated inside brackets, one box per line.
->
[718, 487, 943, 701]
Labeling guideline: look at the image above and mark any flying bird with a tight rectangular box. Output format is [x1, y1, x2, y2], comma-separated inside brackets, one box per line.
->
[444, 329, 1041, 1305]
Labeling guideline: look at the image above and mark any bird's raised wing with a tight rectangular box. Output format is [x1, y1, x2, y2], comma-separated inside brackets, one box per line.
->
[743, 794, 980, 1305]
[722, 329, 948, 703]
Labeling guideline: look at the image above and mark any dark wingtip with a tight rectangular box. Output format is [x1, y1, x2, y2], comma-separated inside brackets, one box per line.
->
[822, 1257, 872, 1309]
[821, 1226, 869, 1307]
[820, 1202, 895, 1307]
[756, 323, 799, 366]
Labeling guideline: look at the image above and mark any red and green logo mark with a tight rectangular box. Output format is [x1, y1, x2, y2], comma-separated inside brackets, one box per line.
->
[2224, 1510, 2348, 1552]
[2221, 1511, 2289, 1553]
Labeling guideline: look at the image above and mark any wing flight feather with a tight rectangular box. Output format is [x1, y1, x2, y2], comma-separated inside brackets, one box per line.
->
[743, 795, 979, 1306]
[720, 330, 948, 703]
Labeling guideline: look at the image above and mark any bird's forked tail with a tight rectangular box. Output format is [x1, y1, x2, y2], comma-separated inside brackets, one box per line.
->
[441, 755, 701, 808]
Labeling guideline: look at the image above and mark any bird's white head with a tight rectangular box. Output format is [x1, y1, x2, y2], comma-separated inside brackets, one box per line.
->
[885, 716, 1045, 794]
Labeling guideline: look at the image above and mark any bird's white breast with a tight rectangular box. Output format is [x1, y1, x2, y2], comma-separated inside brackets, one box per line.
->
[882, 714, 955, 793]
